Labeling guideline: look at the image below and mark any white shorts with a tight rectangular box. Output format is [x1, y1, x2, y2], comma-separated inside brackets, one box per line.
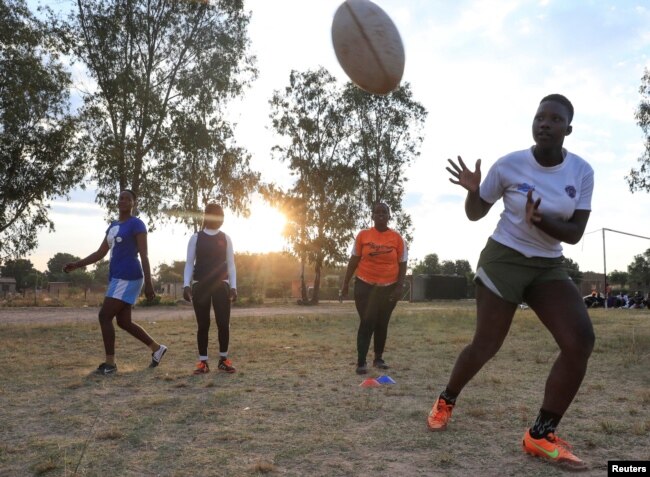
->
[106, 278, 144, 305]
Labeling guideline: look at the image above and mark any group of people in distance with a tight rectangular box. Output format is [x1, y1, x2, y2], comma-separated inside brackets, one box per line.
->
[65, 94, 594, 471]
[586, 290, 648, 309]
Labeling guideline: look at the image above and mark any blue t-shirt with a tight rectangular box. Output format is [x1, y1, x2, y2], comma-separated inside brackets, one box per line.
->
[105, 216, 147, 280]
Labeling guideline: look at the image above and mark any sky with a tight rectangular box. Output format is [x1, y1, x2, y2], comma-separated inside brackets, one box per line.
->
[25, 0, 650, 278]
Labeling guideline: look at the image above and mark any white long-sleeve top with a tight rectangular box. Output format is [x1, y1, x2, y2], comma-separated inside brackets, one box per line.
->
[183, 228, 237, 289]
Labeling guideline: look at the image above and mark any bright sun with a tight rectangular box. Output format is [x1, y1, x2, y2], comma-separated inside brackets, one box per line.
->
[228, 201, 288, 254]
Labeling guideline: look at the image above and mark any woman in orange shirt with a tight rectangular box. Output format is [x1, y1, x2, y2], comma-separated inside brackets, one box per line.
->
[341, 202, 408, 374]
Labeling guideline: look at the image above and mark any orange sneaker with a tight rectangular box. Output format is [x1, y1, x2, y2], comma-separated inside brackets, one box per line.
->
[218, 358, 236, 373]
[193, 361, 210, 375]
[522, 429, 587, 471]
[427, 398, 454, 431]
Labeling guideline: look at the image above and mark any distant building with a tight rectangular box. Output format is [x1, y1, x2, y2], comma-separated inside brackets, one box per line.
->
[579, 272, 606, 297]
[411, 274, 468, 301]
[160, 282, 184, 300]
[47, 282, 70, 296]
[0, 277, 17, 296]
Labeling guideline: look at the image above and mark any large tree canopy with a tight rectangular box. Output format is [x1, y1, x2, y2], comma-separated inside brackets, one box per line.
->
[68, 0, 259, 226]
[0, 258, 39, 291]
[343, 83, 427, 242]
[267, 69, 428, 303]
[268, 68, 359, 304]
[0, 0, 82, 260]
[626, 68, 650, 192]
[411, 253, 441, 275]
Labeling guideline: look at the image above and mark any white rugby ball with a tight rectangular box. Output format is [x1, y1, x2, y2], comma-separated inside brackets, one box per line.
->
[331, 0, 405, 95]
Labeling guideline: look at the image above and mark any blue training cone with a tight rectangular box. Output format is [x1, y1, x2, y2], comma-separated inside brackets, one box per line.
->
[375, 375, 396, 384]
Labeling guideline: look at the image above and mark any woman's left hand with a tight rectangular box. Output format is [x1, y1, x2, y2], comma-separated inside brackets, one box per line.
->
[144, 282, 155, 301]
[525, 189, 542, 226]
[390, 283, 403, 302]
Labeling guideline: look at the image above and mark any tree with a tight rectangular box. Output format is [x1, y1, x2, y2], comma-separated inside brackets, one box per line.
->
[626, 68, 650, 192]
[46, 252, 91, 287]
[0, 258, 38, 291]
[563, 257, 583, 284]
[0, 0, 83, 260]
[92, 259, 110, 286]
[342, 83, 427, 242]
[411, 253, 441, 276]
[156, 261, 185, 284]
[627, 249, 650, 291]
[440, 259, 473, 277]
[67, 0, 258, 225]
[268, 68, 359, 304]
[608, 269, 629, 289]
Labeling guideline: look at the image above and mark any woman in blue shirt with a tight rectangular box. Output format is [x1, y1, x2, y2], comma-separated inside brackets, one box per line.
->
[64, 190, 167, 375]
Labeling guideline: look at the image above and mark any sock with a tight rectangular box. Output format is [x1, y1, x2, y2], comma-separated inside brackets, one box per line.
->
[530, 408, 562, 439]
[219, 352, 228, 361]
[440, 387, 459, 405]
[105, 355, 116, 366]
[199, 355, 208, 362]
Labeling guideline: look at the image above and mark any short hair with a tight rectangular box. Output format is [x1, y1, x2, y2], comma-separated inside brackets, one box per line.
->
[121, 189, 136, 201]
[372, 202, 390, 214]
[204, 203, 223, 215]
[540, 94, 574, 124]
[202, 203, 224, 228]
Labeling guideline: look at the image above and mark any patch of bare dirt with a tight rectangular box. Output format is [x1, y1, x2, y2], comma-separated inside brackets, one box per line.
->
[0, 301, 360, 325]
[0, 301, 470, 326]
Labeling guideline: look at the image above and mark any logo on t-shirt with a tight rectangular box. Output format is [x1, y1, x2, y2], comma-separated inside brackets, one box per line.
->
[367, 242, 394, 257]
[107, 225, 120, 248]
[517, 182, 535, 193]
[565, 185, 577, 198]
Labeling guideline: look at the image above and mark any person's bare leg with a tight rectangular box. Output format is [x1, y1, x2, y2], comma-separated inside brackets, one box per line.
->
[525, 280, 595, 416]
[446, 284, 518, 394]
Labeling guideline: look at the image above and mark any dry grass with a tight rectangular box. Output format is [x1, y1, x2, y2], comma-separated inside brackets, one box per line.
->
[0, 302, 648, 476]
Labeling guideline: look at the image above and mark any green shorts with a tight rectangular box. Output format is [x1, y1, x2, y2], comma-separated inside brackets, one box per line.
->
[474, 238, 571, 305]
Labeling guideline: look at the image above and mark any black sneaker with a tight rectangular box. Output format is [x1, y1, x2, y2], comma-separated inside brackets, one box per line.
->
[373, 358, 389, 370]
[356, 362, 368, 375]
[93, 362, 117, 375]
[149, 344, 168, 368]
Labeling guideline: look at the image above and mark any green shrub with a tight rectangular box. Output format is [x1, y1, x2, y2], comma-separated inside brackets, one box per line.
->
[136, 295, 177, 307]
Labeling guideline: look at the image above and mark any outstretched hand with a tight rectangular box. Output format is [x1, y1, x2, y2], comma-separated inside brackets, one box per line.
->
[63, 262, 77, 273]
[446, 156, 481, 193]
[525, 189, 542, 226]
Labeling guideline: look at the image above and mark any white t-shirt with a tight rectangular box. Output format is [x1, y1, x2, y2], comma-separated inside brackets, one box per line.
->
[480, 147, 594, 258]
[183, 228, 237, 288]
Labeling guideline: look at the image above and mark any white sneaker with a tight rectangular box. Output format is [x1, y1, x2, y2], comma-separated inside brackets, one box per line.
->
[149, 344, 168, 368]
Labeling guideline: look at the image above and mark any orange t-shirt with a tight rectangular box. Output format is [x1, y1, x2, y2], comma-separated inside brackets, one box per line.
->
[352, 227, 407, 285]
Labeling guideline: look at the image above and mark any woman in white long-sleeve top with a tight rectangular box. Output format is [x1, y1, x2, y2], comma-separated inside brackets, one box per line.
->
[183, 203, 238, 375]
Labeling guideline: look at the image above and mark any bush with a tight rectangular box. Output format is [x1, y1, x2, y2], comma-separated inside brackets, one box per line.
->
[233, 295, 264, 307]
[136, 295, 177, 307]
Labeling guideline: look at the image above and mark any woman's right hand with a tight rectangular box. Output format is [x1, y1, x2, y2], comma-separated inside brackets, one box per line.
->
[446, 156, 481, 193]
[183, 286, 192, 302]
[63, 262, 77, 273]
[340, 283, 349, 299]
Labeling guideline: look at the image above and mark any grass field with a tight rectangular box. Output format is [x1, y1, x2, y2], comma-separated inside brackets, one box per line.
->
[0, 301, 648, 476]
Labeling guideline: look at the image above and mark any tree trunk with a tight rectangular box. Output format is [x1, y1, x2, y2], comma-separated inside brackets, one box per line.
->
[310, 259, 322, 305]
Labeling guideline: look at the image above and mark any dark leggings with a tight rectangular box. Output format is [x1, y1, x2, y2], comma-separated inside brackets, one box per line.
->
[192, 280, 231, 356]
[354, 278, 397, 365]
[98, 297, 153, 356]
